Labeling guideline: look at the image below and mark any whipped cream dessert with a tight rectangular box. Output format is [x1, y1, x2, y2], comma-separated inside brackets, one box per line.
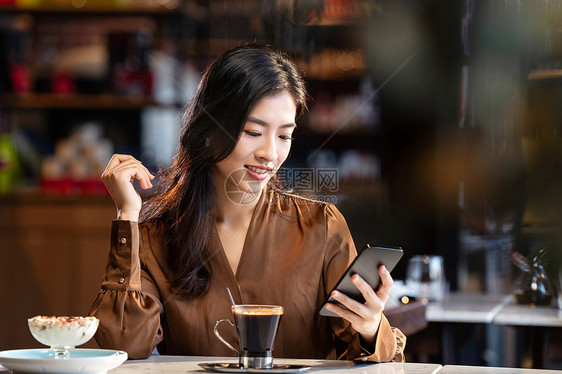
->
[28, 315, 99, 349]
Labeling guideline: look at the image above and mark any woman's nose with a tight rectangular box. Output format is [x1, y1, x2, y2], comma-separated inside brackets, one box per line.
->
[256, 135, 278, 161]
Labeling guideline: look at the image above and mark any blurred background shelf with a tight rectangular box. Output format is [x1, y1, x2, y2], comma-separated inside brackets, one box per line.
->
[528, 69, 562, 80]
[0, 5, 179, 15]
[1, 93, 161, 109]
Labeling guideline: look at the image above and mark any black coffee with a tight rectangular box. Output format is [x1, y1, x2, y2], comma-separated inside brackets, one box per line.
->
[233, 308, 282, 354]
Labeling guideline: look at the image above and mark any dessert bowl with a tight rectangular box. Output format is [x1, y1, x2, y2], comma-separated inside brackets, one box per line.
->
[28, 316, 99, 357]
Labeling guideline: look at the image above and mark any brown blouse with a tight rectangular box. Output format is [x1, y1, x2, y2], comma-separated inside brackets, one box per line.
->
[89, 187, 406, 361]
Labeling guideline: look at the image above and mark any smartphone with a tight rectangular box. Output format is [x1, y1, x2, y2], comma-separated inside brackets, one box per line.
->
[319, 245, 404, 317]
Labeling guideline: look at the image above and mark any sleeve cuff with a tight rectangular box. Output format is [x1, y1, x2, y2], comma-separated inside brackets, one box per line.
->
[354, 314, 405, 363]
[101, 220, 141, 291]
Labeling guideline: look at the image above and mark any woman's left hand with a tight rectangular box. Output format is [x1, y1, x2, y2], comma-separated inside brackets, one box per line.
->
[324, 265, 393, 345]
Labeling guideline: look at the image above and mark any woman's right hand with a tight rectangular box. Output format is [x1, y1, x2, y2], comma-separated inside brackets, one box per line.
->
[101, 154, 155, 222]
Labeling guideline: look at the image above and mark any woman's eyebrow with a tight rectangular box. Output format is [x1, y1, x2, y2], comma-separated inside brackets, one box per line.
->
[247, 116, 297, 129]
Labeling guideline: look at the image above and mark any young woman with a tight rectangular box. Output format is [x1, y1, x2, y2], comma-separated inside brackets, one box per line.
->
[89, 45, 405, 361]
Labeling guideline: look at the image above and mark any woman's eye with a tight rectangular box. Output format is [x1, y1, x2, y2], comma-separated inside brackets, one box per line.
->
[279, 135, 294, 141]
[244, 130, 261, 137]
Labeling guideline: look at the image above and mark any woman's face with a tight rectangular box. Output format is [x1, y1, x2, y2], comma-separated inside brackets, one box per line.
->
[213, 91, 297, 204]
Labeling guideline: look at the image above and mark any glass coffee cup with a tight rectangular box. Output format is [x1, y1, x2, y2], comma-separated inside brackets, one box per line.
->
[214, 305, 283, 369]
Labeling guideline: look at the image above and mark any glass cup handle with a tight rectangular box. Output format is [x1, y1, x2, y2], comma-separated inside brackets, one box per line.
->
[213, 319, 239, 355]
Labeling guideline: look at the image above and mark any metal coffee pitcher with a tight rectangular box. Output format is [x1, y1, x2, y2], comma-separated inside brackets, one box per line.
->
[511, 248, 554, 306]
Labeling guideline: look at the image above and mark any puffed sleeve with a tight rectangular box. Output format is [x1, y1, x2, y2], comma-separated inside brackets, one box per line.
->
[323, 205, 406, 362]
[88, 220, 163, 359]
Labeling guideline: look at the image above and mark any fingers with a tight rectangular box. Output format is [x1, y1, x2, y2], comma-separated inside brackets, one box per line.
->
[103, 154, 155, 179]
[326, 290, 369, 323]
[329, 276, 378, 315]
[325, 289, 381, 339]
[332, 270, 393, 317]
[109, 161, 154, 189]
[329, 268, 394, 316]
[104, 154, 136, 172]
[324, 298, 361, 323]
[376, 265, 394, 304]
[102, 154, 155, 190]
[325, 268, 394, 340]
[117, 164, 153, 189]
[352, 273, 378, 302]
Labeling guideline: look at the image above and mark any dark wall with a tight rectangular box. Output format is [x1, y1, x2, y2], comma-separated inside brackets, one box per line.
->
[366, 0, 463, 283]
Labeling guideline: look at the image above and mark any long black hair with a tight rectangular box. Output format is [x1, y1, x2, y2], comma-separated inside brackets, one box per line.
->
[140, 45, 307, 297]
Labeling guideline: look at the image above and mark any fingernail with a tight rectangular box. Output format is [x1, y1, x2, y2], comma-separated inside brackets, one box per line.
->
[381, 265, 389, 274]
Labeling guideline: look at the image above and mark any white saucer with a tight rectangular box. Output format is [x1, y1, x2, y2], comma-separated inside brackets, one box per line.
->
[0, 348, 127, 374]
[199, 362, 310, 373]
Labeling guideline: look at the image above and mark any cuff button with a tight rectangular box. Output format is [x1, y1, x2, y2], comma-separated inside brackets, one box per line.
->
[120, 237, 127, 245]
[118, 277, 125, 284]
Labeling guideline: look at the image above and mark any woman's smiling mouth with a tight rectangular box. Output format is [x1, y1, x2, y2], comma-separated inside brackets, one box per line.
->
[245, 165, 272, 180]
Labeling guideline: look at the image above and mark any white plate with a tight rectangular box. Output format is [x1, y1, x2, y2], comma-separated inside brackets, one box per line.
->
[0, 348, 127, 374]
